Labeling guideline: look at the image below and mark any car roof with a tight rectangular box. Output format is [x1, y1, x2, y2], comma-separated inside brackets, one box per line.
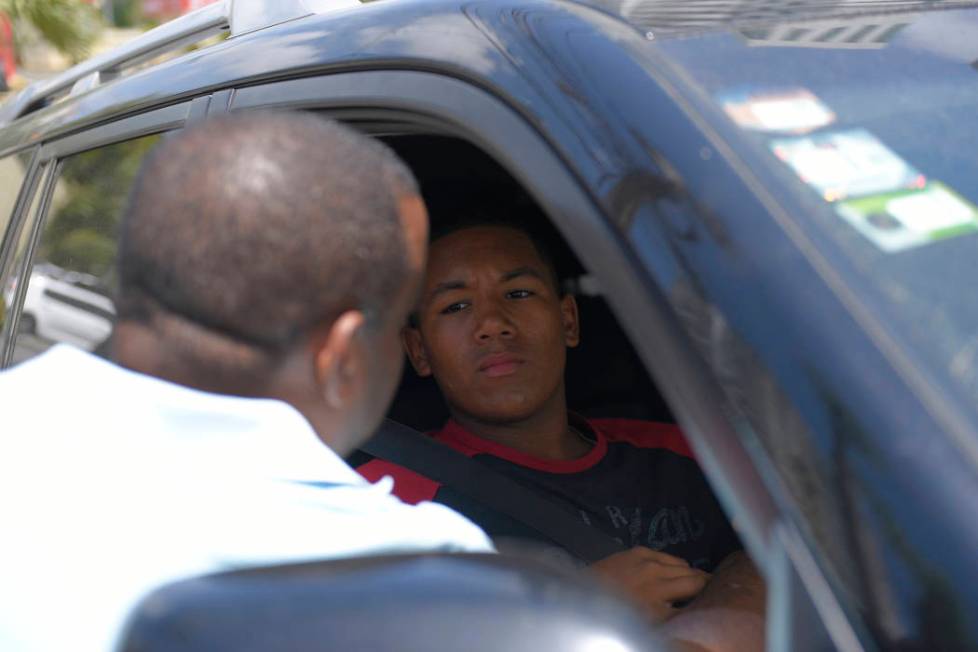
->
[5, 0, 975, 132]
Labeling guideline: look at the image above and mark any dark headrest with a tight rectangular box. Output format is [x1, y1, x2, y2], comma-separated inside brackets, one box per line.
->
[120, 552, 665, 652]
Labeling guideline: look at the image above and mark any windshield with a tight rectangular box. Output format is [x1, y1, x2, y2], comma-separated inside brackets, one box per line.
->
[657, 7, 978, 425]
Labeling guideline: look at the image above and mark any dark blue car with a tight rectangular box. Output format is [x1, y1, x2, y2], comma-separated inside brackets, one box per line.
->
[1, 1, 976, 650]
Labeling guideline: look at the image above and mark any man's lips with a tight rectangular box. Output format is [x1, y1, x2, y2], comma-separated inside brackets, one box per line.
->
[478, 353, 524, 378]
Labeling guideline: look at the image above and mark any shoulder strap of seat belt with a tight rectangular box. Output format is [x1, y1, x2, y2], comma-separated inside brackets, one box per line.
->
[359, 419, 626, 563]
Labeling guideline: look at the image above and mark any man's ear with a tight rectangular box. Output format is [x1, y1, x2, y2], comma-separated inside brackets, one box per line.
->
[401, 325, 433, 377]
[313, 310, 367, 409]
[560, 294, 580, 348]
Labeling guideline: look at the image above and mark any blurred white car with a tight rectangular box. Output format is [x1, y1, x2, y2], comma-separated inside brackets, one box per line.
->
[13, 266, 114, 351]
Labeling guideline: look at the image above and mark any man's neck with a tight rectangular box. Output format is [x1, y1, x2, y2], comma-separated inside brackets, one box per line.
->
[449, 388, 592, 461]
[113, 321, 258, 396]
[114, 320, 350, 453]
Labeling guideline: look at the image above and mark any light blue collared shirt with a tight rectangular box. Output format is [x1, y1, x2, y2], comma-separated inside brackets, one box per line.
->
[0, 345, 493, 651]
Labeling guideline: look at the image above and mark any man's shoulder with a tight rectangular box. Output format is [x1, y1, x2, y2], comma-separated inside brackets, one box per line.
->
[0, 344, 156, 407]
[0, 345, 113, 424]
[588, 417, 695, 460]
[0, 344, 95, 381]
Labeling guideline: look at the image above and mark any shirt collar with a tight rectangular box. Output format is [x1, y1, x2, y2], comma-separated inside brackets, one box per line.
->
[434, 413, 608, 474]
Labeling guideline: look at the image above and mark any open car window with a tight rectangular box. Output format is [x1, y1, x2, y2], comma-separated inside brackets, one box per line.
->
[375, 134, 674, 431]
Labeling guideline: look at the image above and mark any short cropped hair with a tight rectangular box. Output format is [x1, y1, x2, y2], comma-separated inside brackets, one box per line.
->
[117, 112, 418, 357]
[406, 202, 570, 329]
[429, 206, 564, 293]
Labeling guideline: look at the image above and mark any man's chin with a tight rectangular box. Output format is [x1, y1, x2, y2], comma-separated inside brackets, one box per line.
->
[457, 400, 543, 426]
[449, 379, 565, 426]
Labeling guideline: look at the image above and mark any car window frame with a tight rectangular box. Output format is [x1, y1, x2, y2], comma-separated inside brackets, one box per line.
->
[0, 144, 40, 291]
[220, 65, 779, 581]
[0, 101, 194, 367]
[222, 67, 882, 651]
[0, 161, 57, 364]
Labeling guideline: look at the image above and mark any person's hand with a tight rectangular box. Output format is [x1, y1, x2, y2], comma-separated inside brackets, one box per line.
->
[590, 547, 711, 622]
[659, 551, 767, 652]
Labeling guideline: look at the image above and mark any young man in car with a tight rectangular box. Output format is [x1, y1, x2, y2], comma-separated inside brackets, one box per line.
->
[358, 215, 765, 649]
[0, 113, 492, 652]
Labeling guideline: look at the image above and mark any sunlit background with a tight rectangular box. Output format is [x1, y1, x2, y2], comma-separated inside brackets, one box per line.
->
[0, 0, 219, 98]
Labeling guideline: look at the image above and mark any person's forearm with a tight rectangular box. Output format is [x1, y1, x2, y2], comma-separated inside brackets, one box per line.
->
[659, 551, 766, 652]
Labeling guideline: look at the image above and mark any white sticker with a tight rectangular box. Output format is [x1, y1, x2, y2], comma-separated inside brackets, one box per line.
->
[770, 129, 925, 202]
[885, 185, 975, 231]
[835, 182, 978, 252]
[721, 89, 835, 133]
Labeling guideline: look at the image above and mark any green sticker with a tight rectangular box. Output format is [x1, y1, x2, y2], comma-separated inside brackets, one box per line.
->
[835, 181, 978, 252]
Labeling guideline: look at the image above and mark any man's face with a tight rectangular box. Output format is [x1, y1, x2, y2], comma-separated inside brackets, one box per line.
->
[404, 225, 579, 424]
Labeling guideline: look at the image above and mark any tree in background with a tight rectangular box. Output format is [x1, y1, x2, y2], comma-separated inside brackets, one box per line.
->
[1, 0, 102, 62]
[41, 134, 160, 284]
[110, 0, 145, 28]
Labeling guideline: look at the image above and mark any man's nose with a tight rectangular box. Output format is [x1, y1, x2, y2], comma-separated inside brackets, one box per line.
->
[474, 304, 514, 341]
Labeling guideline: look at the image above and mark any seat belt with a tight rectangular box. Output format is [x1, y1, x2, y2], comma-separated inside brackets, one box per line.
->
[359, 419, 626, 564]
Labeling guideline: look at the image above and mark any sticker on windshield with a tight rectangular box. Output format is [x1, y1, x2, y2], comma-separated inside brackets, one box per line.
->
[720, 89, 835, 134]
[836, 181, 978, 252]
[770, 129, 925, 202]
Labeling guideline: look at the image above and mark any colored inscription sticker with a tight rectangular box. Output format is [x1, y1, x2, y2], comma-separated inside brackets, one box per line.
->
[721, 88, 835, 133]
[770, 129, 925, 202]
[836, 181, 978, 252]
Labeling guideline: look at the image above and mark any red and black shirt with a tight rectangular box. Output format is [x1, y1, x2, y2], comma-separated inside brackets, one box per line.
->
[358, 416, 741, 570]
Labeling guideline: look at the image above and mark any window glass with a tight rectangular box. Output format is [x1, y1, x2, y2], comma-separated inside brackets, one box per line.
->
[0, 150, 30, 241]
[9, 134, 161, 365]
[0, 162, 48, 356]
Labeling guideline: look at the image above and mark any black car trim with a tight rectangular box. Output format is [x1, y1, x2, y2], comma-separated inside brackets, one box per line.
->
[0, 145, 40, 290]
[37, 101, 188, 163]
[187, 95, 211, 125]
[0, 161, 58, 368]
[769, 520, 866, 652]
[0, 147, 41, 360]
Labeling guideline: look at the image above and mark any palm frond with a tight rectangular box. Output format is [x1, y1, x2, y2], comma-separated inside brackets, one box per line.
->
[2, 0, 102, 61]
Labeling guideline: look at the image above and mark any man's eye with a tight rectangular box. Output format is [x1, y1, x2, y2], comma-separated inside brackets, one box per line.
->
[440, 301, 469, 315]
[507, 289, 533, 299]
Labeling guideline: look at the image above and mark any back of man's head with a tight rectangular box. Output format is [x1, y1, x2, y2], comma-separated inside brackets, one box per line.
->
[114, 112, 425, 449]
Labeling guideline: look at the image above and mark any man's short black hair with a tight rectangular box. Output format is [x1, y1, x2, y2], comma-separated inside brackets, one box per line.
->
[117, 111, 418, 374]
[406, 198, 573, 329]
[428, 203, 566, 293]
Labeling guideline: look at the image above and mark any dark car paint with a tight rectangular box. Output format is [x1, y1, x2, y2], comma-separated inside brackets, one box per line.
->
[1, 1, 976, 650]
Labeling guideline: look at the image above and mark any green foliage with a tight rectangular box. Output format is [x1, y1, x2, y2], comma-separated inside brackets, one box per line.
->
[40, 134, 159, 281]
[110, 0, 143, 28]
[47, 228, 116, 277]
[2, 0, 102, 61]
